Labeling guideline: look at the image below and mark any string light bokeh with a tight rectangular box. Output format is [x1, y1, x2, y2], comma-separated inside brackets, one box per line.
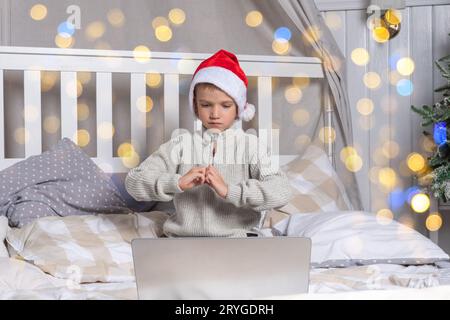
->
[23, 4, 442, 234]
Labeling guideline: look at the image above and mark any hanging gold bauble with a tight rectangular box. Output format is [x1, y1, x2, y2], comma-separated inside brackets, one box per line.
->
[380, 9, 401, 40]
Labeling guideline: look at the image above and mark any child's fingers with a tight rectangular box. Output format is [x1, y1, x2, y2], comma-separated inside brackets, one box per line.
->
[192, 173, 204, 183]
[209, 166, 221, 178]
[206, 167, 215, 174]
[207, 172, 217, 185]
[192, 167, 206, 175]
[208, 170, 219, 180]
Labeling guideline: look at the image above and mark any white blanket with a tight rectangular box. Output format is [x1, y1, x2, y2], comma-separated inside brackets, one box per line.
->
[268, 285, 450, 300]
[0, 257, 136, 300]
[1, 256, 450, 300]
[2, 211, 450, 299]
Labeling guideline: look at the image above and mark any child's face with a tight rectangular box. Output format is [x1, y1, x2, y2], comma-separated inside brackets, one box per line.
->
[194, 85, 238, 132]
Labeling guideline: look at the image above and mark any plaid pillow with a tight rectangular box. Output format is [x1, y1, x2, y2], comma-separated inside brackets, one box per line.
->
[6, 212, 169, 283]
[264, 144, 352, 227]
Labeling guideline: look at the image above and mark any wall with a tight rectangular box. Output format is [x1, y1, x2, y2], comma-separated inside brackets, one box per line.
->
[317, 0, 450, 250]
[0, 0, 327, 161]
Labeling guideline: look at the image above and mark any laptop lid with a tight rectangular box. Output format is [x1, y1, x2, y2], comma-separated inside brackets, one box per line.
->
[132, 237, 311, 300]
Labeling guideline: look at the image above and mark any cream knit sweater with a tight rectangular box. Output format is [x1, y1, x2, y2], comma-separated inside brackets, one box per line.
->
[125, 125, 293, 237]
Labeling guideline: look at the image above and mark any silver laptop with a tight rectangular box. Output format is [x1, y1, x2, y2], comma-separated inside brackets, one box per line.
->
[131, 237, 311, 300]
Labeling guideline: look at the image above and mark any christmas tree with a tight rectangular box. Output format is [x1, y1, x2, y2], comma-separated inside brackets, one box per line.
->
[412, 34, 450, 201]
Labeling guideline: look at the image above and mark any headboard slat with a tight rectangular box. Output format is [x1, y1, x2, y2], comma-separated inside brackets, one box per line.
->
[0, 70, 4, 159]
[96, 72, 113, 159]
[24, 70, 42, 156]
[164, 74, 180, 140]
[257, 76, 273, 159]
[130, 73, 147, 159]
[60, 72, 78, 143]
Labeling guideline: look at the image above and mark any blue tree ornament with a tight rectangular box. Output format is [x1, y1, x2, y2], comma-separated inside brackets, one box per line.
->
[434, 121, 447, 145]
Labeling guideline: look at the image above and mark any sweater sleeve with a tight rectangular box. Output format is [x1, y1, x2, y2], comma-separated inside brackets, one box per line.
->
[224, 137, 293, 212]
[125, 137, 184, 202]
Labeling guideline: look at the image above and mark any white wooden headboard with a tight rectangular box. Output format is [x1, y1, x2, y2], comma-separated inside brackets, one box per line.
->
[0, 46, 325, 172]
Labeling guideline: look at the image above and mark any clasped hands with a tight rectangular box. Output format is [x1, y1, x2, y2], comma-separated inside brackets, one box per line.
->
[178, 165, 228, 199]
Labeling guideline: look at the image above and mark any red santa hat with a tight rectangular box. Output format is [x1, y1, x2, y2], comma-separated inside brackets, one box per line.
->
[188, 49, 256, 122]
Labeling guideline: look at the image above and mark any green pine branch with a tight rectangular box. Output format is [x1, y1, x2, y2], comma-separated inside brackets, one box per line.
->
[411, 34, 450, 201]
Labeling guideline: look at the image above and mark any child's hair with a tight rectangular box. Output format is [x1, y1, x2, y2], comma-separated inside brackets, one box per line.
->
[193, 83, 239, 119]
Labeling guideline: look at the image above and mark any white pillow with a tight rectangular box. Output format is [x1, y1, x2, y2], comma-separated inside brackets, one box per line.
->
[0, 216, 9, 257]
[273, 211, 449, 268]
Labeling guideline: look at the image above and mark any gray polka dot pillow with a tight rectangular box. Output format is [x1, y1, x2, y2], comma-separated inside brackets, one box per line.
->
[0, 138, 132, 227]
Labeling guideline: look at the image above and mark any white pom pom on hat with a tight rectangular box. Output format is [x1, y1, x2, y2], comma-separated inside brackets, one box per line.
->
[188, 49, 256, 122]
[240, 103, 256, 122]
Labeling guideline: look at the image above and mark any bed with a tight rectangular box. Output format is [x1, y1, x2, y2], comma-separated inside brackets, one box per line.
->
[1, 46, 450, 300]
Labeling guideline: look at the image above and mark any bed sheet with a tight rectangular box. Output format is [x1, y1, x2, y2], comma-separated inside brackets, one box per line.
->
[0, 257, 136, 300]
[2, 211, 450, 299]
[1, 256, 450, 300]
[268, 284, 450, 300]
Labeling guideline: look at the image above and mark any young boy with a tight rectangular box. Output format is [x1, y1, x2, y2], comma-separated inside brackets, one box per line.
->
[125, 49, 293, 237]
